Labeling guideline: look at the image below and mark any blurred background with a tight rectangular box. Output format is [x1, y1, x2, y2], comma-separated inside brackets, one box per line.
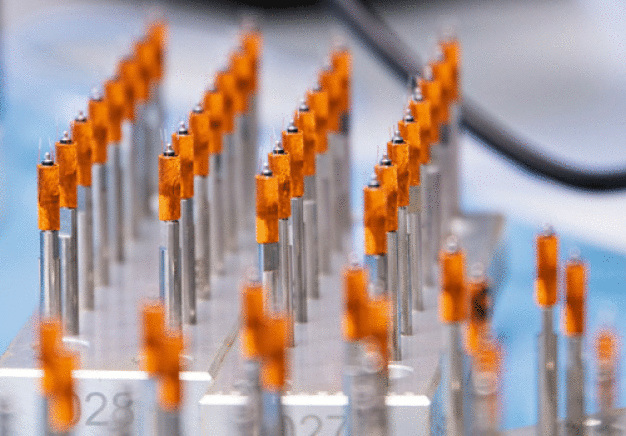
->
[0, 0, 625, 430]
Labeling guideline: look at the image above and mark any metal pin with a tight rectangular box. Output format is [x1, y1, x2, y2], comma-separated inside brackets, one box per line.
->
[409, 185, 424, 311]
[110, 142, 124, 262]
[315, 152, 331, 274]
[132, 102, 148, 219]
[195, 174, 211, 300]
[181, 196, 196, 325]
[278, 218, 291, 314]
[422, 161, 441, 289]
[40, 234, 61, 318]
[224, 132, 238, 252]
[303, 196, 319, 300]
[238, 360, 263, 435]
[93, 160, 110, 287]
[398, 206, 411, 335]
[328, 132, 342, 251]
[291, 196, 306, 323]
[386, 230, 401, 361]
[234, 113, 246, 237]
[78, 184, 94, 310]
[210, 153, 226, 274]
[243, 95, 258, 223]
[565, 335, 585, 435]
[538, 306, 558, 436]
[61, 210, 79, 336]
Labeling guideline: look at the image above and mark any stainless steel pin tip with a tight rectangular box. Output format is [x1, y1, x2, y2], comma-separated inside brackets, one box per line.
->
[541, 223, 554, 237]
[380, 154, 392, 166]
[273, 140, 284, 154]
[178, 121, 188, 135]
[445, 235, 459, 253]
[287, 120, 298, 133]
[298, 99, 309, 112]
[61, 131, 71, 143]
[392, 131, 404, 144]
[164, 143, 175, 157]
[261, 162, 272, 177]
[412, 87, 423, 101]
[76, 111, 86, 122]
[368, 172, 380, 188]
[193, 104, 203, 113]
[42, 152, 53, 165]
[90, 88, 102, 101]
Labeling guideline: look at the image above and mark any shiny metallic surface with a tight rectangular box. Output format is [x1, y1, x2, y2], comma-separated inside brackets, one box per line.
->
[422, 162, 441, 289]
[181, 198, 197, 325]
[93, 163, 110, 287]
[565, 335, 585, 436]
[157, 409, 181, 436]
[328, 133, 342, 252]
[291, 197, 306, 323]
[110, 143, 124, 263]
[61, 208, 79, 335]
[386, 231, 401, 362]
[40, 230, 60, 318]
[195, 176, 211, 300]
[78, 186, 94, 310]
[223, 133, 238, 252]
[161, 220, 182, 330]
[444, 322, 465, 436]
[315, 153, 331, 274]
[303, 199, 319, 300]
[210, 154, 225, 274]
[537, 307, 558, 436]
[278, 219, 291, 315]
[398, 207, 411, 336]
[409, 186, 423, 311]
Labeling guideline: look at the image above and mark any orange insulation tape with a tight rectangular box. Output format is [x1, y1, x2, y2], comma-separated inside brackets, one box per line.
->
[203, 89, 225, 155]
[319, 68, 342, 133]
[189, 108, 210, 177]
[72, 116, 94, 187]
[466, 274, 491, 355]
[366, 297, 391, 370]
[141, 301, 165, 376]
[419, 77, 443, 144]
[241, 281, 264, 359]
[255, 171, 279, 244]
[535, 231, 558, 307]
[118, 57, 141, 121]
[171, 128, 194, 199]
[564, 257, 586, 336]
[441, 38, 461, 101]
[375, 161, 398, 232]
[55, 136, 77, 209]
[409, 97, 432, 164]
[306, 88, 329, 154]
[282, 126, 304, 198]
[157, 332, 184, 411]
[48, 350, 78, 433]
[430, 57, 453, 123]
[88, 96, 109, 164]
[268, 150, 292, 220]
[439, 245, 466, 323]
[147, 21, 167, 81]
[216, 71, 237, 134]
[104, 78, 126, 143]
[39, 318, 62, 395]
[241, 30, 262, 93]
[387, 137, 409, 208]
[260, 316, 289, 391]
[133, 40, 151, 101]
[363, 183, 386, 256]
[38, 161, 60, 231]
[295, 107, 317, 176]
[398, 117, 422, 186]
[230, 49, 253, 111]
[331, 49, 351, 114]
[158, 152, 181, 221]
[342, 264, 369, 341]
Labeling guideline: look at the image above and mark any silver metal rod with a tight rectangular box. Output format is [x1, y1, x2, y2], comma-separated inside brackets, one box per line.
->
[422, 163, 441, 289]
[365, 254, 388, 294]
[398, 207, 411, 335]
[445, 322, 465, 436]
[259, 242, 280, 316]
[133, 103, 150, 218]
[93, 163, 109, 287]
[303, 198, 319, 300]
[110, 143, 124, 262]
[157, 409, 181, 436]
[262, 391, 284, 436]
[195, 176, 211, 300]
[472, 364, 501, 435]
[234, 115, 246, 235]
[146, 87, 162, 216]
[78, 186, 94, 310]
[181, 198, 196, 325]
[242, 109, 257, 224]
[537, 307, 558, 436]
[61, 208, 79, 335]
[223, 133, 238, 252]
[338, 113, 352, 235]
[565, 335, 585, 435]
[386, 232, 401, 361]
[440, 105, 461, 231]
[160, 220, 182, 330]
[315, 153, 331, 274]
[238, 360, 262, 435]
[291, 197, 306, 323]
[40, 230, 60, 318]
[210, 154, 225, 274]
[121, 120, 138, 240]
[597, 352, 616, 435]
[409, 185, 423, 311]
[328, 133, 342, 252]
[278, 219, 291, 315]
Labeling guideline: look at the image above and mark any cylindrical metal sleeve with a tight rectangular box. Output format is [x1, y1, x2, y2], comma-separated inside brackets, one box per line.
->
[439, 248, 466, 323]
[72, 119, 94, 186]
[158, 154, 181, 221]
[343, 265, 368, 341]
[189, 111, 210, 176]
[216, 71, 237, 134]
[536, 232, 558, 307]
[420, 79, 442, 144]
[118, 57, 140, 120]
[307, 89, 329, 154]
[387, 140, 409, 207]
[55, 140, 77, 209]
[171, 133, 194, 199]
[564, 259, 586, 336]
[88, 98, 109, 164]
[375, 164, 398, 232]
[204, 90, 225, 155]
[363, 186, 386, 256]
[296, 110, 317, 176]
[268, 153, 291, 219]
[398, 120, 421, 186]
[319, 69, 342, 133]
[282, 130, 304, 197]
[409, 99, 432, 164]
[104, 78, 126, 143]
[38, 163, 60, 231]
[255, 174, 279, 244]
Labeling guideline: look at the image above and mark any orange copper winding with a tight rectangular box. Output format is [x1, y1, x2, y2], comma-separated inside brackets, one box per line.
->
[38, 157, 60, 231]
[118, 57, 141, 122]
[564, 255, 586, 336]
[216, 70, 237, 134]
[241, 280, 264, 359]
[171, 125, 194, 199]
[39, 318, 62, 395]
[203, 88, 224, 155]
[342, 264, 369, 341]
[375, 158, 398, 232]
[71, 114, 94, 187]
[307, 87, 329, 154]
[189, 107, 210, 177]
[55, 133, 77, 209]
[158, 149, 181, 221]
[466, 269, 491, 355]
[158, 331, 184, 411]
[255, 167, 279, 244]
[268, 146, 292, 220]
[48, 349, 78, 433]
[409, 92, 432, 164]
[104, 77, 126, 143]
[419, 73, 443, 144]
[260, 315, 289, 391]
[387, 134, 409, 208]
[439, 239, 466, 323]
[88, 94, 110, 164]
[535, 228, 558, 307]
[398, 113, 422, 186]
[295, 104, 317, 176]
[141, 301, 165, 376]
[363, 177, 386, 256]
[282, 124, 304, 197]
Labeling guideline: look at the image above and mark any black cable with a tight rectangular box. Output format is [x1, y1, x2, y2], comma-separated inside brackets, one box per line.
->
[329, 0, 626, 191]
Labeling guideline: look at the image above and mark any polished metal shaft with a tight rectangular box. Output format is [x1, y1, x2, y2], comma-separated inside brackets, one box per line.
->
[472, 366, 501, 435]
[242, 107, 257, 223]
[262, 391, 285, 436]
[223, 133, 238, 252]
[78, 186, 94, 310]
[398, 207, 411, 335]
[40, 230, 60, 318]
[445, 322, 465, 435]
[157, 409, 181, 436]
[195, 176, 211, 300]
[303, 198, 319, 300]
[386, 232, 401, 361]
[315, 153, 331, 274]
[181, 198, 196, 325]
[160, 220, 182, 330]
[291, 197, 306, 323]
[278, 219, 291, 315]
[93, 163, 109, 287]
[422, 162, 441, 289]
[260, 242, 280, 316]
[409, 185, 424, 311]
[328, 133, 342, 252]
[440, 106, 461, 231]
[234, 115, 246, 234]
[537, 307, 558, 436]
[210, 154, 225, 274]
[61, 208, 79, 335]
[565, 335, 585, 436]
[238, 360, 262, 436]
[121, 120, 138, 240]
[110, 143, 124, 262]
